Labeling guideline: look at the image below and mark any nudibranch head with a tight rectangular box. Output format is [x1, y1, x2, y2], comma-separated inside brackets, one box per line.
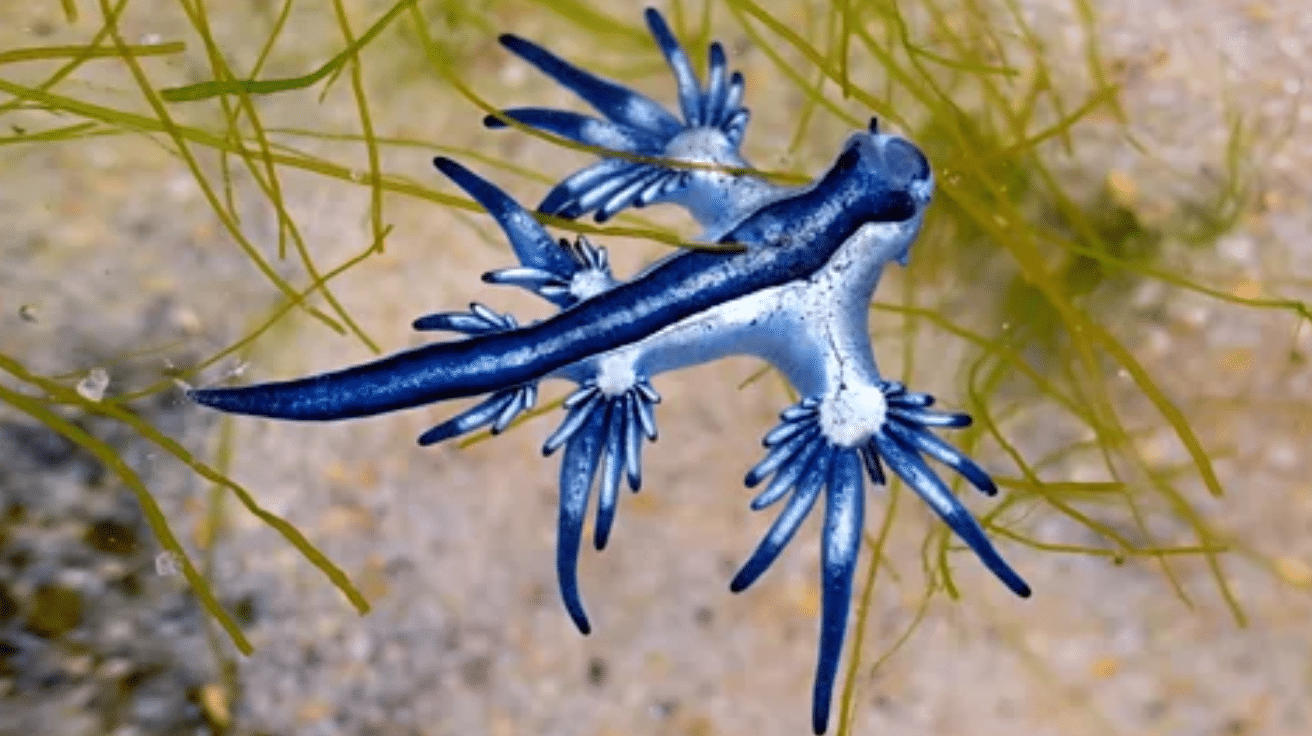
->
[837, 120, 935, 266]
[845, 122, 934, 207]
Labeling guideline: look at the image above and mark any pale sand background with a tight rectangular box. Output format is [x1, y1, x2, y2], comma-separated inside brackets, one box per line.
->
[2, 1, 1311, 735]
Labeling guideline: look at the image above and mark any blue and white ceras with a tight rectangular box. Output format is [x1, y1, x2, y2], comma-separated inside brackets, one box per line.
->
[190, 9, 1029, 734]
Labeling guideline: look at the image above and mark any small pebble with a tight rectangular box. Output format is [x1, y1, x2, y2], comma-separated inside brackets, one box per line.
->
[76, 368, 110, 402]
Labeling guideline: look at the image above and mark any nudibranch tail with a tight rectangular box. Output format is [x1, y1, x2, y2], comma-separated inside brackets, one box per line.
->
[186, 334, 538, 422]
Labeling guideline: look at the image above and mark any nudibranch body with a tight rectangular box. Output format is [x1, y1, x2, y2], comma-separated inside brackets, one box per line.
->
[190, 9, 1028, 734]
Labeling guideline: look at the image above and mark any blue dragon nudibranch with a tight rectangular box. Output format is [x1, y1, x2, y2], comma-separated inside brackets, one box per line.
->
[190, 8, 1029, 733]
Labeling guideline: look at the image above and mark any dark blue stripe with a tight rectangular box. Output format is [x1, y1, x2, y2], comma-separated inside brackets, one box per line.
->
[190, 142, 914, 421]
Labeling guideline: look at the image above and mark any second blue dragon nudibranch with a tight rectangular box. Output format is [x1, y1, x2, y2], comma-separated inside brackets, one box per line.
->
[190, 8, 1029, 733]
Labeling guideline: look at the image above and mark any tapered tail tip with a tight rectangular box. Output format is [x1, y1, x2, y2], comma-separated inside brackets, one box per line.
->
[186, 382, 335, 421]
[188, 386, 256, 414]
